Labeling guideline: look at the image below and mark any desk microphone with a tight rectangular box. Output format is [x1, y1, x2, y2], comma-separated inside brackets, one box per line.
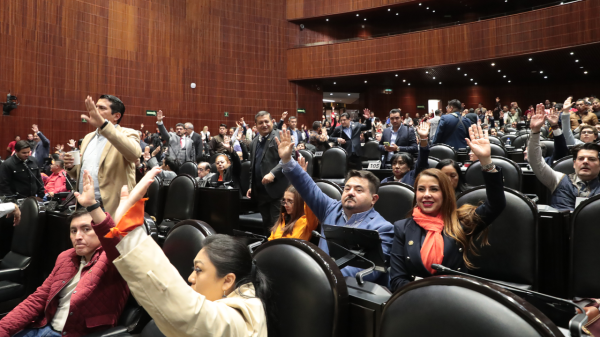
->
[23, 161, 44, 192]
[312, 230, 376, 285]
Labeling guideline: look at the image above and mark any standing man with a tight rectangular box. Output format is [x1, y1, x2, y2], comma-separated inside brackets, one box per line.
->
[246, 111, 289, 234]
[64, 95, 141, 216]
[429, 109, 442, 139]
[379, 109, 417, 168]
[155, 111, 195, 165]
[6, 136, 19, 155]
[433, 99, 472, 150]
[184, 122, 204, 163]
[209, 124, 229, 155]
[278, 114, 307, 146]
[330, 109, 372, 170]
[31, 124, 51, 168]
[0, 140, 45, 198]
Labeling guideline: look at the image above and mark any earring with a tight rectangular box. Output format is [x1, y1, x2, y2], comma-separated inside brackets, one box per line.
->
[223, 291, 226, 298]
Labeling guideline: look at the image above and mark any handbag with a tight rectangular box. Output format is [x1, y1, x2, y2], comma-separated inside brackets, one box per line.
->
[574, 298, 600, 336]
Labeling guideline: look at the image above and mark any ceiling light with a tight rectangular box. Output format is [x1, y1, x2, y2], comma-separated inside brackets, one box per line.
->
[396, 13, 399, 15]
[470, 79, 473, 81]
[388, 8, 391, 11]
[503, 75, 506, 78]
[348, 93, 351, 96]
[540, 71, 543, 73]
[333, 82, 336, 84]
[330, 93, 333, 95]
[464, 73, 467, 76]
[581, 66, 584, 68]
[403, 79, 406, 82]
[457, 67, 461, 70]
[426, 71, 428, 73]
[498, 70, 501, 72]
[419, 3, 422, 5]
[584, 71, 588, 74]
[326, 19, 329, 21]
[439, 82, 442, 84]
[475, 83, 478, 85]
[364, 18, 367, 21]
[575, 60, 579, 62]
[432, 10, 435, 12]
[426, 7, 429, 9]
[433, 77, 436, 79]
[395, 74, 398, 77]
[364, 80, 367, 83]
[571, 52, 574, 55]
[508, 80, 511, 83]
[544, 76, 548, 79]
[356, 14, 359, 16]
[529, 58, 533, 61]
[491, 63, 495, 66]
[408, 83, 411, 86]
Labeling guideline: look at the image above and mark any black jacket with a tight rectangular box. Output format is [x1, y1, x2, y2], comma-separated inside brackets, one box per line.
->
[0, 154, 45, 198]
[210, 150, 242, 196]
[248, 129, 289, 200]
[190, 132, 204, 163]
[389, 168, 506, 292]
[329, 118, 372, 156]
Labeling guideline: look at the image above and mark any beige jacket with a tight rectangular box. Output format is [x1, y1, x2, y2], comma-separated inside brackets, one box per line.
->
[113, 228, 267, 337]
[67, 123, 141, 216]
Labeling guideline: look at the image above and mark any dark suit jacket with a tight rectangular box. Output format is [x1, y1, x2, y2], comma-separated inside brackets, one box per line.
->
[248, 129, 289, 200]
[329, 119, 372, 156]
[190, 132, 204, 162]
[33, 132, 50, 168]
[432, 113, 472, 150]
[389, 168, 506, 292]
[378, 125, 418, 163]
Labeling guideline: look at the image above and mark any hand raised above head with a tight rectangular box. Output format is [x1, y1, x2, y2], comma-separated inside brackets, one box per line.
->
[275, 130, 294, 163]
[465, 124, 491, 161]
[81, 96, 105, 128]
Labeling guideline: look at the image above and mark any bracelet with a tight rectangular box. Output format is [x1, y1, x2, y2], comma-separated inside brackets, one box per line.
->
[86, 201, 102, 212]
[419, 137, 428, 141]
[481, 163, 496, 172]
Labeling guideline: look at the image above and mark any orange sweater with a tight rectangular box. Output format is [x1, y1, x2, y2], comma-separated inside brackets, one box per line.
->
[268, 203, 319, 241]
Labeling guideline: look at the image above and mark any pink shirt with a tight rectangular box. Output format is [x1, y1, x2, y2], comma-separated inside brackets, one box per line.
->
[44, 170, 67, 194]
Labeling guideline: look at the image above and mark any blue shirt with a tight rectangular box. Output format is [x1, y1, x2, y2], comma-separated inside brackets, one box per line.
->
[387, 127, 400, 162]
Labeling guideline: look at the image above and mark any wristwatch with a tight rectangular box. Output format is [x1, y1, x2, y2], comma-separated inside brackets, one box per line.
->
[481, 163, 496, 172]
[86, 201, 102, 212]
[100, 119, 109, 130]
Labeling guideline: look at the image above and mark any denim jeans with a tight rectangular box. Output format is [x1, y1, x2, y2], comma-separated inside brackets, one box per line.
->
[13, 325, 62, 337]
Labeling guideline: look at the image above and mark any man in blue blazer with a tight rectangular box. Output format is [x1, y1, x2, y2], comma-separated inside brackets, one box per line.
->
[31, 124, 50, 168]
[378, 109, 417, 168]
[329, 110, 372, 170]
[432, 99, 472, 150]
[278, 130, 394, 286]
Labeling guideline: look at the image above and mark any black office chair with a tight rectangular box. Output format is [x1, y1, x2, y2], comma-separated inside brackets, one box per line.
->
[157, 175, 199, 243]
[569, 194, 600, 298]
[254, 239, 348, 337]
[541, 140, 555, 158]
[140, 320, 165, 337]
[464, 156, 522, 191]
[429, 144, 457, 161]
[320, 147, 347, 185]
[315, 179, 343, 201]
[0, 197, 44, 313]
[179, 161, 198, 177]
[374, 182, 414, 224]
[427, 156, 440, 170]
[551, 156, 574, 175]
[489, 143, 507, 157]
[512, 134, 529, 149]
[501, 134, 517, 146]
[488, 136, 503, 147]
[163, 220, 216, 280]
[361, 141, 381, 167]
[145, 176, 166, 226]
[299, 149, 315, 177]
[516, 130, 531, 137]
[505, 127, 518, 133]
[496, 131, 505, 138]
[380, 276, 562, 337]
[239, 161, 252, 196]
[457, 186, 538, 290]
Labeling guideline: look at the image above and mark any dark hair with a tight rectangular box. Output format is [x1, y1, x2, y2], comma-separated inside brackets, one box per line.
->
[54, 159, 65, 169]
[219, 123, 227, 129]
[345, 170, 380, 195]
[554, 103, 564, 111]
[436, 159, 469, 194]
[176, 123, 185, 129]
[389, 109, 401, 116]
[164, 157, 180, 174]
[271, 185, 304, 236]
[199, 162, 211, 172]
[52, 153, 60, 161]
[469, 108, 475, 114]
[390, 152, 414, 170]
[68, 207, 90, 224]
[448, 99, 462, 111]
[99, 94, 125, 124]
[340, 113, 350, 120]
[255, 111, 271, 122]
[312, 121, 321, 131]
[14, 140, 31, 152]
[202, 234, 275, 336]
[580, 125, 598, 137]
[435, 109, 442, 116]
[572, 142, 600, 159]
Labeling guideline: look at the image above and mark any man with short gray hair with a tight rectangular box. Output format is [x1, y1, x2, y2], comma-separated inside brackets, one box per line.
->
[185, 122, 204, 162]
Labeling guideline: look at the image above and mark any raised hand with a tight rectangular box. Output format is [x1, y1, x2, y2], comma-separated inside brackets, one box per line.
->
[74, 170, 97, 207]
[223, 136, 231, 150]
[275, 130, 295, 163]
[546, 107, 559, 126]
[363, 108, 371, 119]
[82, 96, 105, 128]
[282, 111, 288, 120]
[151, 146, 161, 157]
[562, 96, 573, 112]
[157, 110, 165, 121]
[465, 124, 491, 161]
[32, 124, 39, 133]
[298, 156, 308, 172]
[55, 145, 62, 152]
[416, 122, 430, 139]
[114, 167, 161, 224]
[530, 104, 546, 132]
[141, 123, 144, 130]
[68, 139, 77, 148]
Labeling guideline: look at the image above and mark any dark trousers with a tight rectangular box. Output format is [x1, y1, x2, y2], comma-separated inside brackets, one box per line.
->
[348, 154, 363, 171]
[257, 199, 281, 236]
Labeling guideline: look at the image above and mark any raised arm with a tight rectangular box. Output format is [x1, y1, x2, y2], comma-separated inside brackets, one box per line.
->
[529, 104, 564, 193]
[561, 111, 582, 146]
[156, 110, 171, 143]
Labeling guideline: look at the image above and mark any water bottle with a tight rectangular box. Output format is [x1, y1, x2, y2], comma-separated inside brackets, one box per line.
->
[506, 138, 511, 147]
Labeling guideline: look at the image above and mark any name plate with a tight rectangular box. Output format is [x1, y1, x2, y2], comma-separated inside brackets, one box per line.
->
[314, 151, 323, 157]
[367, 161, 381, 170]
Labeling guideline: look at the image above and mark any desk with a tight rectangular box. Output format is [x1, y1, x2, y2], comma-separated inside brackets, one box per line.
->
[537, 205, 571, 298]
[197, 188, 240, 235]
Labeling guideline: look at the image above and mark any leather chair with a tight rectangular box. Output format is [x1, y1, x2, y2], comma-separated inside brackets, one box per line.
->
[179, 161, 198, 177]
[457, 186, 538, 290]
[488, 136, 503, 147]
[516, 130, 530, 137]
[427, 156, 440, 171]
[540, 140, 555, 158]
[361, 141, 381, 167]
[299, 149, 315, 177]
[315, 179, 343, 201]
[465, 156, 522, 191]
[496, 131, 505, 138]
[551, 156, 574, 175]
[320, 147, 347, 185]
[429, 144, 457, 161]
[157, 175, 199, 243]
[380, 275, 562, 337]
[501, 134, 517, 145]
[374, 182, 414, 224]
[512, 134, 529, 149]
[569, 194, 600, 298]
[505, 127, 518, 133]
[489, 143, 507, 157]
[253, 239, 348, 337]
[140, 320, 165, 337]
[163, 220, 216, 280]
[145, 176, 166, 226]
[239, 160, 252, 196]
[0, 197, 44, 313]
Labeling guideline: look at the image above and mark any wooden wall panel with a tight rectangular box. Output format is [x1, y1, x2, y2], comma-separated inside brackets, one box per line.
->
[287, 0, 600, 80]
[287, 0, 416, 20]
[0, 0, 322, 154]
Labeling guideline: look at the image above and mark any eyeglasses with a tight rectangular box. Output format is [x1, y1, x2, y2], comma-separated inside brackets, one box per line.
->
[581, 130, 595, 135]
[198, 168, 206, 172]
[281, 199, 294, 206]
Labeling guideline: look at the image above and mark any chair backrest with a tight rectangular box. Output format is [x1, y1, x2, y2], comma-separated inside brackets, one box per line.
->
[362, 141, 380, 161]
[516, 130, 530, 137]
[551, 156, 574, 175]
[429, 144, 457, 161]
[0, 198, 42, 271]
[299, 149, 315, 177]
[179, 161, 198, 177]
[140, 320, 165, 337]
[315, 179, 343, 200]
[505, 127, 517, 133]
[457, 187, 538, 289]
[374, 182, 414, 224]
[540, 140, 555, 158]
[488, 136, 503, 146]
[496, 131, 505, 137]
[512, 134, 529, 149]
[162, 220, 216, 280]
[489, 143, 507, 157]
[380, 276, 561, 337]
[427, 156, 440, 170]
[239, 160, 252, 196]
[569, 194, 600, 297]
[253, 239, 348, 337]
[464, 156, 522, 191]
[320, 147, 347, 179]
[145, 176, 163, 219]
[162, 175, 198, 220]
[501, 134, 517, 145]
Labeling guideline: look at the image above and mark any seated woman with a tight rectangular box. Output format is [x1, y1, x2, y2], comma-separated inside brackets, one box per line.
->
[381, 122, 430, 186]
[75, 168, 272, 337]
[436, 159, 470, 198]
[269, 158, 318, 241]
[390, 125, 506, 292]
[210, 138, 242, 194]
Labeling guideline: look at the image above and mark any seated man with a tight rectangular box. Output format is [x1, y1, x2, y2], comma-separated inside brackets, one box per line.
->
[147, 155, 178, 183]
[529, 104, 600, 211]
[0, 205, 129, 337]
[44, 159, 68, 199]
[0, 140, 44, 199]
[197, 162, 215, 182]
[277, 130, 393, 285]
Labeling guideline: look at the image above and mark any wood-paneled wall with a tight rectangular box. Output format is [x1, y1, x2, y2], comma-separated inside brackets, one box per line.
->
[287, 0, 600, 80]
[0, 0, 321, 154]
[287, 0, 416, 20]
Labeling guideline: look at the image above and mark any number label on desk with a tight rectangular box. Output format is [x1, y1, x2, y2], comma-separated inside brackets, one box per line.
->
[314, 151, 323, 157]
[367, 161, 381, 170]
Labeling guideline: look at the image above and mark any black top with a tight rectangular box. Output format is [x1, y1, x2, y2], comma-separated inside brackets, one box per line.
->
[210, 150, 242, 196]
[389, 168, 506, 292]
[0, 154, 45, 198]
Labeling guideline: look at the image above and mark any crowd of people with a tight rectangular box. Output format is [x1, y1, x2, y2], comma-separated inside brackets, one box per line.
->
[1, 93, 600, 336]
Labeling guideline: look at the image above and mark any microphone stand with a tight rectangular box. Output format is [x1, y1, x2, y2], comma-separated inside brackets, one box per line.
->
[23, 160, 44, 197]
[62, 171, 75, 191]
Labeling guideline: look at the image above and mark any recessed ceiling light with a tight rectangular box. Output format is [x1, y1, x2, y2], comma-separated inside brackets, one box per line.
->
[403, 79, 406, 82]
[498, 70, 501, 72]
[475, 83, 478, 85]
[419, 3, 422, 5]
[584, 71, 588, 74]
[408, 83, 411, 86]
[457, 67, 461, 70]
[508, 80, 511, 83]
[529, 58, 533, 61]
[333, 82, 336, 84]
[540, 71, 543, 73]
[432, 10, 435, 12]
[348, 93, 351, 96]
[470, 79, 473, 81]
[433, 77, 436, 79]
[581, 67, 584, 69]
[544, 76, 548, 79]
[426, 71, 429, 73]
[364, 80, 367, 83]
[464, 73, 467, 76]
[439, 82, 442, 84]
[326, 19, 329, 21]
[395, 74, 398, 77]
[356, 14, 359, 16]
[571, 52, 574, 55]
[503, 75, 506, 78]
[330, 93, 333, 95]
[364, 18, 367, 21]
[575, 60, 579, 62]
[388, 8, 391, 11]
[396, 13, 398, 15]
[426, 7, 429, 9]
[491, 63, 495, 66]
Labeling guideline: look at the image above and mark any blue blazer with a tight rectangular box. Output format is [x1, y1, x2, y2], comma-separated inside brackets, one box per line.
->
[329, 119, 372, 156]
[433, 113, 472, 150]
[389, 168, 506, 292]
[33, 132, 50, 168]
[378, 125, 418, 163]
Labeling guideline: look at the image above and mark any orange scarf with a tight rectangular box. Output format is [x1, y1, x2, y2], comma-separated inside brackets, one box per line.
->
[412, 207, 445, 274]
[105, 198, 148, 238]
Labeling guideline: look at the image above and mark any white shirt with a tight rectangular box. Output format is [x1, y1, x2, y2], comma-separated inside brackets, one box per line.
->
[51, 257, 86, 331]
[79, 130, 109, 201]
[0, 202, 15, 218]
[386, 127, 401, 162]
